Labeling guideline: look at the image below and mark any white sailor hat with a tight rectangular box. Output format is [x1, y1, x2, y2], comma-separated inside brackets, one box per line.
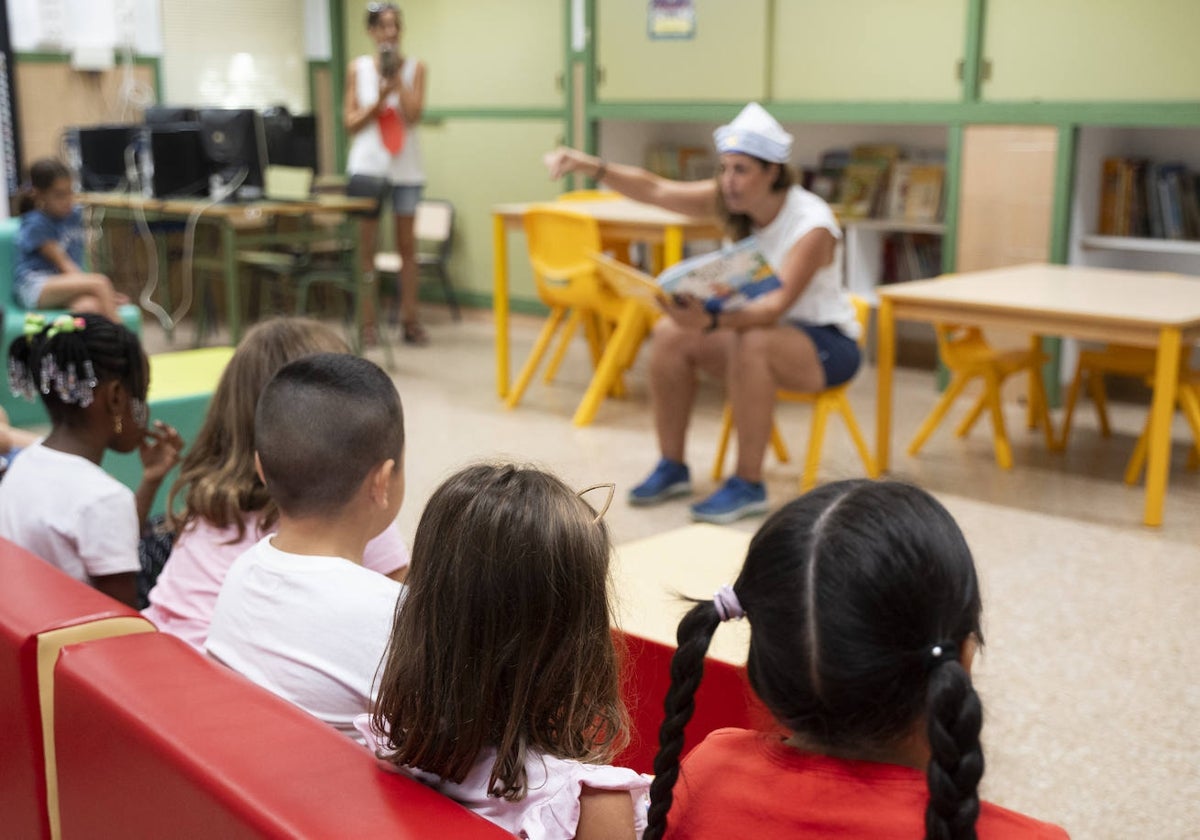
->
[712, 102, 793, 164]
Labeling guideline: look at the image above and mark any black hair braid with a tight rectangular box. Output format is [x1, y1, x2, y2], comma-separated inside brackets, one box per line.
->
[644, 601, 723, 840]
[7, 314, 146, 424]
[924, 660, 984, 840]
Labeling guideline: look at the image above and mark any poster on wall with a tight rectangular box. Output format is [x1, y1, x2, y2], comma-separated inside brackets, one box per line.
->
[648, 0, 695, 40]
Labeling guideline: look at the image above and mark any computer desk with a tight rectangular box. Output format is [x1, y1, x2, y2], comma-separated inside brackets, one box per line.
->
[80, 192, 376, 348]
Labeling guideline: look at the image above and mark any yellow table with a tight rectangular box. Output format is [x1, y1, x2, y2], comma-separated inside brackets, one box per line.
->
[80, 193, 375, 347]
[876, 264, 1200, 526]
[491, 198, 722, 399]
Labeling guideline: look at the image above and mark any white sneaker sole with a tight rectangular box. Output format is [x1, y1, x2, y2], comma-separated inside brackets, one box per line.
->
[627, 481, 692, 507]
[689, 498, 770, 525]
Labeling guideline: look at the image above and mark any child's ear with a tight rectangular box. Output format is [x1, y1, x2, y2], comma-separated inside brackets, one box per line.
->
[370, 458, 397, 508]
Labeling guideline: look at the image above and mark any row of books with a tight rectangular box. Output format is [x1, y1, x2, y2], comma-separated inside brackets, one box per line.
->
[805, 144, 946, 224]
[1097, 157, 1200, 240]
[645, 144, 714, 181]
[881, 233, 943, 284]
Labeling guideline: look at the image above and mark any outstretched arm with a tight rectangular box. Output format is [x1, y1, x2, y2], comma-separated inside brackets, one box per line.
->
[544, 146, 718, 219]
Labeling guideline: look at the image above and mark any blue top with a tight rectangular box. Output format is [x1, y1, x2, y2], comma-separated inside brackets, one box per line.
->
[16, 207, 85, 284]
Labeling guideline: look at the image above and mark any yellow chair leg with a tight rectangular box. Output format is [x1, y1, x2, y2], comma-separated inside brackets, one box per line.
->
[838, 395, 878, 478]
[711, 403, 734, 481]
[582, 310, 604, 368]
[1124, 419, 1150, 486]
[984, 372, 1014, 470]
[770, 422, 790, 464]
[908, 375, 972, 456]
[543, 309, 582, 384]
[1059, 361, 1085, 450]
[1177, 384, 1200, 472]
[1088, 372, 1112, 437]
[570, 303, 640, 427]
[955, 390, 989, 438]
[800, 399, 833, 493]
[505, 308, 566, 410]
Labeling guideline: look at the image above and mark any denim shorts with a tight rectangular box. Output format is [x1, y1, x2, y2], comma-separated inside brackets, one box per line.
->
[390, 184, 424, 216]
[790, 322, 862, 387]
[14, 271, 53, 309]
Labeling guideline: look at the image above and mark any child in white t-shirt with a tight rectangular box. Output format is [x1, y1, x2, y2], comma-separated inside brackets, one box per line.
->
[359, 463, 650, 839]
[0, 313, 182, 606]
[143, 318, 409, 651]
[205, 352, 407, 742]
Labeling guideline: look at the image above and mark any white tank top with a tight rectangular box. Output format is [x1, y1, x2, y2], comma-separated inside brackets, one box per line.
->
[346, 54, 425, 185]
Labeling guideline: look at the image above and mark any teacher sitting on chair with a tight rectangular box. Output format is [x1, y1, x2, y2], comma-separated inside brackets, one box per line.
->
[544, 103, 860, 524]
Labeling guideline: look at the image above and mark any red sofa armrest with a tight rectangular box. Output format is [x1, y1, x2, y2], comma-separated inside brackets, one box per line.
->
[0, 537, 153, 840]
[53, 632, 510, 839]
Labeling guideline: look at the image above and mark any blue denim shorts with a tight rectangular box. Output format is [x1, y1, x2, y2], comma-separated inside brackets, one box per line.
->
[14, 271, 53, 309]
[790, 322, 862, 387]
[389, 184, 424, 216]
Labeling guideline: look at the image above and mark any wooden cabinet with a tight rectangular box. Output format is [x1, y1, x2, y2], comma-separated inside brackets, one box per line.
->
[595, 0, 769, 102]
[983, 0, 1200, 102]
[771, 0, 964, 102]
[344, 0, 564, 109]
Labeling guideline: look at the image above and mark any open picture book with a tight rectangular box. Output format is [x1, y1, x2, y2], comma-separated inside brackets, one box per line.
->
[655, 236, 779, 311]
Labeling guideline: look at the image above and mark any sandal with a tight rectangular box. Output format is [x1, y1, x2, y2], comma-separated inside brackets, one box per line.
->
[402, 320, 430, 346]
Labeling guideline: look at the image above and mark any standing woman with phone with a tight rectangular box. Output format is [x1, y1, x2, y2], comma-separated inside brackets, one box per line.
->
[343, 2, 430, 346]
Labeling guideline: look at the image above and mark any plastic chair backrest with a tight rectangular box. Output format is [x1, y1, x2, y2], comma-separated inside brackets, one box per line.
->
[522, 208, 604, 304]
[934, 324, 988, 367]
[414, 199, 452, 244]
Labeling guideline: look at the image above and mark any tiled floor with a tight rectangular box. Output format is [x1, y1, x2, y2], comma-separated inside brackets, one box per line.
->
[145, 306, 1199, 838]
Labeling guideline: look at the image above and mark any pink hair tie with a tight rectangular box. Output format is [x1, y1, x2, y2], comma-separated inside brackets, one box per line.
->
[713, 585, 744, 622]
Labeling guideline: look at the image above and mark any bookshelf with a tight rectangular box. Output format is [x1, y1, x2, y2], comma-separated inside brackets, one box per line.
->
[1079, 235, 1200, 258]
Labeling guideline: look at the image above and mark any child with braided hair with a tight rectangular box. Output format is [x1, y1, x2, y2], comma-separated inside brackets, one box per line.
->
[644, 480, 1069, 840]
[0, 313, 183, 607]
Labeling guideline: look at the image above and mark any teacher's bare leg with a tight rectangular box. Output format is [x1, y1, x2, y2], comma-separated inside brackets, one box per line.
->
[727, 325, 824, 483]
[648, 317, 733, 462]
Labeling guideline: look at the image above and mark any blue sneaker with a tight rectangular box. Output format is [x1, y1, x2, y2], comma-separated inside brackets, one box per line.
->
[628, 458, 692, 506]
[689, 477, 768, 525]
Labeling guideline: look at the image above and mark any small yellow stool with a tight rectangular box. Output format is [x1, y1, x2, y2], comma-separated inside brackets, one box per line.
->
[102, 347, 236, 516]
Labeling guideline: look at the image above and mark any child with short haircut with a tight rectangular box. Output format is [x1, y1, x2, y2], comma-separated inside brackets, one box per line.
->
[360, 463, 650, 840]
[15, 159, 127, 322]
[643, 480, 1069, 840]
[0, 313, 183, 607]
[205, 352, 406, 742]
[144, 317, 410, 651]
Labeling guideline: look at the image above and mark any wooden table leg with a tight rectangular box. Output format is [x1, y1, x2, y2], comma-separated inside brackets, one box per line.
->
[493, 213, 510, 399]
[1143, 326, 1181, 527]
[220, 222, 240, 345]
[875, 298, 895, 474]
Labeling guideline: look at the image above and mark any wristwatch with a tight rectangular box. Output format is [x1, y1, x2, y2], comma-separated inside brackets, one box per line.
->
[705, 310, 719, 333]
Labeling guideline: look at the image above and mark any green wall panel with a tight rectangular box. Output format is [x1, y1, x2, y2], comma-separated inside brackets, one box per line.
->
[420, 119, 565, 304]
[771, 0, 965, 102]
[984, 0, 1200, 101]
[595, 0, 768, 102]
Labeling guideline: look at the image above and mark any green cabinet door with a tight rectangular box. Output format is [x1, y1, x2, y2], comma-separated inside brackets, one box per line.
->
[983, 0, 1200, 101]
[343, 0, 564, 109]
[772, 0, 965, 102]
[595, 0, 769, 102]
[420, 118, 564, 305]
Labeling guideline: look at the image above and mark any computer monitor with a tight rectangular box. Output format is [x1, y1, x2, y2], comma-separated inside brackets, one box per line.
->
[261, 108, 318, 173]
[74, 124, 143, 192]
[198, 108, 267, 201]
[148, 122, 210, 198]
[144, 106, 200, 126]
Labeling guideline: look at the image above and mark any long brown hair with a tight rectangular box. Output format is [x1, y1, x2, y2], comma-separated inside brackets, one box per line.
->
[167, 317, 349, 538]
[371, 463, 627, 801]
[715, 157, 797, 240]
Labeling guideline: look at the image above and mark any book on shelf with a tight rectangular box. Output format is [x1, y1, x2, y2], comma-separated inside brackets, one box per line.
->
[646, 144, 713, 181]
[810, 148, 849, 208]
[1097, 157, 1200, 240]
[880, 233, 943, 284]
[903, 164, 945, 223]
[839, 160, 888, 219]
[656, 236, 779, 312]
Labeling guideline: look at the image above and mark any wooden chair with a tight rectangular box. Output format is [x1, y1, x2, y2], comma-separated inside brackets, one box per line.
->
[712, 296, 876, 492]
[907, 325, 1055, 469]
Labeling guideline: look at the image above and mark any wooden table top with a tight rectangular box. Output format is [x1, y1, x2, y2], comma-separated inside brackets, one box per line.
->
[79, 192, 375, 218]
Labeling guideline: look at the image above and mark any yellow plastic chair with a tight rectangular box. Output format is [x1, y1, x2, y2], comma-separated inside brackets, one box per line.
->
[907, 325, 1055, 469]
[504, 208, 624, 412]
[1122, 366, 1200, 485]
[711, 296, 877, 493]
[569, 253, 664, 426]
[1059, 343, 1158, 449]
[559, 188, 663, 272]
